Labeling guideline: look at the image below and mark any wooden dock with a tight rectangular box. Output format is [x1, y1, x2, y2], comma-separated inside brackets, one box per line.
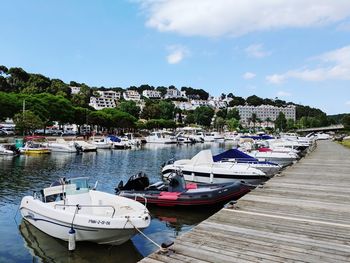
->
[140, 140, 350, 263]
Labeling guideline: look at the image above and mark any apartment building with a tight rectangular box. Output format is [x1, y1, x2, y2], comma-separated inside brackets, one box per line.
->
[123, 90, 141, 101]
[142, 90, 162, 99]
[232, 104, 296, 123]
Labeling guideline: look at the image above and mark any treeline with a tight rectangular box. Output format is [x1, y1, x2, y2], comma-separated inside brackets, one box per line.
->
[1, 64, 347, 131]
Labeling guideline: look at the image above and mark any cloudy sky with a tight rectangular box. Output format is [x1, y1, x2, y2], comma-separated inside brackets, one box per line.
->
[1, 0, 350, 114]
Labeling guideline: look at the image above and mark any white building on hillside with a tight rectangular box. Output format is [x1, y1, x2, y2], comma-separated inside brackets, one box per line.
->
[70, 86, 81, 95]
[88, 90, 121, 110]
[173, 101, 193, 111]
[165, 88, 182, 99]
[142, 90, 162, 99]
[89, 97, 116, 110]
[123, 90, 141, 101]
[232, 104, 296, 125]
[96, 90, 121, 100]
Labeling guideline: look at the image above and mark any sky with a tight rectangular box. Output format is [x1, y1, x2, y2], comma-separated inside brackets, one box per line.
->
[1, 0, 350, 114]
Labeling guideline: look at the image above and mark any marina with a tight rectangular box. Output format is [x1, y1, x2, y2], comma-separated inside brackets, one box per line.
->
[141, 140, 350, 263]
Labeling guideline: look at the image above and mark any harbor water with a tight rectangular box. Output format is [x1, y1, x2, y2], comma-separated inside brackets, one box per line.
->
[0, 142, 233, 263]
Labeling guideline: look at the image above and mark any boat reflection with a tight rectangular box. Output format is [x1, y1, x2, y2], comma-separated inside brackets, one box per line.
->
[149, 206, 221, 235]
[19, 220, 143, 263]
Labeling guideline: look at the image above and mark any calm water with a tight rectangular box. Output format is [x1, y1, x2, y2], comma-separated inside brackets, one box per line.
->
[0, 142, 233, 263]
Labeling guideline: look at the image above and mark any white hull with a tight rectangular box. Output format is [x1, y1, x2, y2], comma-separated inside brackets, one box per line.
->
[20, 186, 150, 245]
[21, 207, 136, 245]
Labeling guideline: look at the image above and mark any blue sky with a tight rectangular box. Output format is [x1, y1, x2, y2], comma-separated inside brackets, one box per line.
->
[1, 0, 350, 114]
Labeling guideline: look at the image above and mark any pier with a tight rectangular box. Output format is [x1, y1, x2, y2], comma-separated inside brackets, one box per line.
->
[140, 140, 350, 263]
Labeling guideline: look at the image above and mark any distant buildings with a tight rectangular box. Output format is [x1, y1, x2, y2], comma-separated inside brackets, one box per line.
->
[89, 90, 121, 110]
[142, 90, 162, 99]
[165, 87, 182, 99]
[123, 90, 141, 101]
[232, 104, 296, 126]
[70, 86, 81, 95]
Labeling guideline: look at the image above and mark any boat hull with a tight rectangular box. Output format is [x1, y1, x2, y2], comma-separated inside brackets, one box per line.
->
[119, 183, 251, 207]
[162, 169, 268, 185]
[21, 207, 136, 245]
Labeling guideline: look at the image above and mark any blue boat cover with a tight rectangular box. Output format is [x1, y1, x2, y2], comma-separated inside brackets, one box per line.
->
[213, 149, 258, 162]
[107, 135, 121, 143]
[213, 149, 279, 166]
[241, 135, 274, 140]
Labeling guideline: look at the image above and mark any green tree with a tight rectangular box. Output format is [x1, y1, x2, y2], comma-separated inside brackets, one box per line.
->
[118, 101, 140, 118]
[246, 95, 264, 106]
[275, 112, 287, 131]
[214, 117, 225, 132]
[158, 101, 175, 119]
[227, 109, 240, 120]
[0, 92, 21, 120]
[226, 118, 240, 131]
[228, 96, 245, 106]
[194, 106, 214, 127]
[342, 114, 350, 130]
[184, 112, 195, 125]
[216, 109, 227, 119]
[13, 110, 43, 134]
[251, 113, 257, 129]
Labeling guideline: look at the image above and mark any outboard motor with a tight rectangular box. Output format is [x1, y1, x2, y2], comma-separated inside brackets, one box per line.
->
[116, 172, 150, 192]
[168, 170, 186, 192]
[74, 142, 83, 153]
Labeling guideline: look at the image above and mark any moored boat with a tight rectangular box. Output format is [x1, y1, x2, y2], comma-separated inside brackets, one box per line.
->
[162, 150, 268, 185]
[20, 177, 151, 245]
[116, 172, 251, 207]
[20, 136, 51, 154]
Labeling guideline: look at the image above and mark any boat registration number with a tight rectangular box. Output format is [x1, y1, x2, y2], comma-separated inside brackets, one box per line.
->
[88, 219, 111, 225]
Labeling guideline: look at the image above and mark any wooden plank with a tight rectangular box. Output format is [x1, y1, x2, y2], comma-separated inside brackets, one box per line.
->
[140, 141, 350, 262]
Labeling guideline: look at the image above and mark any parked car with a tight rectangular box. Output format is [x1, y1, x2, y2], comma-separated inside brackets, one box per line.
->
[0, 127, 15, 135]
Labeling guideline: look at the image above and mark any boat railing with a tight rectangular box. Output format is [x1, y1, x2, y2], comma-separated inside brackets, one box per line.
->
[133, 194, 147, 208]
[54, 204, 116, 218]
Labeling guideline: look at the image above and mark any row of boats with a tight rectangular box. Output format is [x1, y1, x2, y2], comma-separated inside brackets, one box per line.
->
[19, 132, 320, 249]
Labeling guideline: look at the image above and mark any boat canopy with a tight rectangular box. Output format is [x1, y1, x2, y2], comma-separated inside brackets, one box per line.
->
[189, 150, 214, 165]
[213, 149, 258, 162]
[107, 135, 121, 143]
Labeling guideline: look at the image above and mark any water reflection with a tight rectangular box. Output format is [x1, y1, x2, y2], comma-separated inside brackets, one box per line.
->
[0, 143, 232, 262]
[19, 220, 143, 263]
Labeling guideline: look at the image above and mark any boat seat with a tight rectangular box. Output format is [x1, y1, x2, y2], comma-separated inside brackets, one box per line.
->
[146, 182, 166, 191]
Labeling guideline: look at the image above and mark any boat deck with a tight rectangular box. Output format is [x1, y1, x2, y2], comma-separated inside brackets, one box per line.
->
[140, 140, 350, 263]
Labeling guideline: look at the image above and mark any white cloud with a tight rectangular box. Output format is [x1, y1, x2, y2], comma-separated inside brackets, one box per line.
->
[243, 72, 256, 79]
[166, 45, 188, 64]
[267, 45, 350, 83]
[138, 0, 350, 37]
[277, 91, 292, 97]
[245, 44, 271, 58]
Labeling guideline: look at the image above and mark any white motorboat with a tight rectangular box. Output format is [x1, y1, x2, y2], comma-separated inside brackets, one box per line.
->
[20, 177, 150, 245]
[45, 138, 80, 153]
[75, 141, 97, 152]
[213, 149, 281, 176]
[162, 150, 268, 185]
[145, 131, 177, 144]
[315, 133, 332, 140]
[248, 150, 298, 167]
[90, 137, 112, 149]
[0, 144, 17, 156]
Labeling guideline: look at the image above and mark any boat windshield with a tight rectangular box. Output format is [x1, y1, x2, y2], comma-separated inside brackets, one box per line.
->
[66, 177, 89, 195]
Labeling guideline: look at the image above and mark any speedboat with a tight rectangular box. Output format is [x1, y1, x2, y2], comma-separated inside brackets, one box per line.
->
[247, 150, 298, 167]
[45, 138, 81, 153]
[20, 177, 150, 245]
[90, 137, 113, 149]
[116, 172, 251, 207]
[145, 131, 177, 144]
[0, 144, 18, 156]
[75, 141, 97, 152]
[213, 149, 281, 176]
[162, 150, 268, 185]
[20, 136, 51, 154]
